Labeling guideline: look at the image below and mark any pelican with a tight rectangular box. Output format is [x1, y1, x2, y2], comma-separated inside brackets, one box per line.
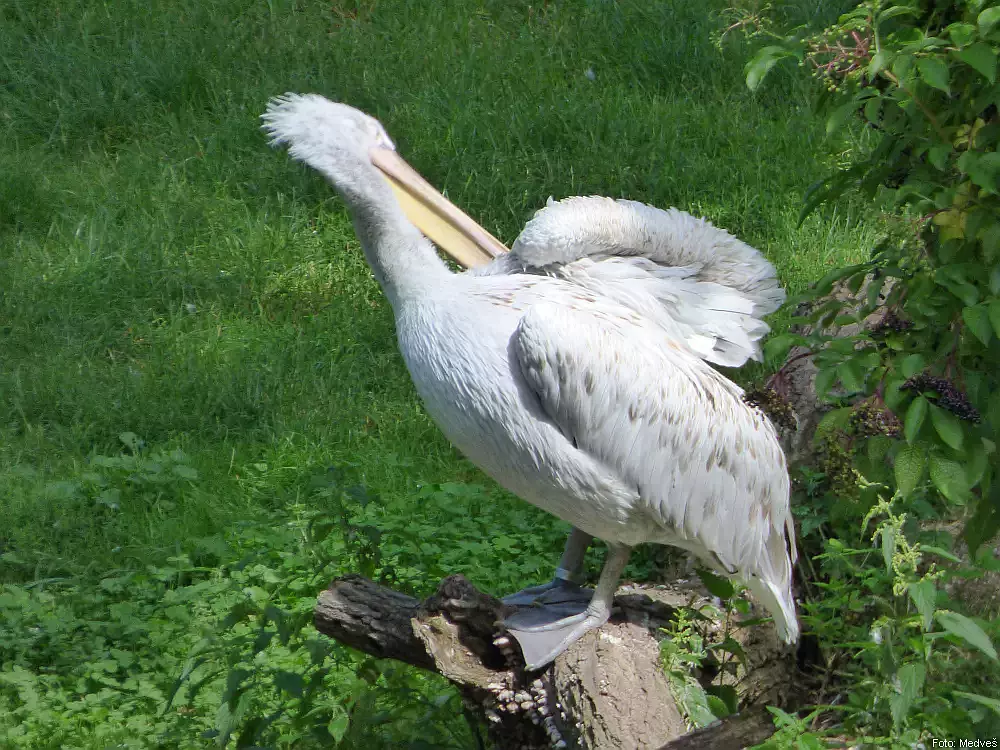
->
[262, 94, 798, 669]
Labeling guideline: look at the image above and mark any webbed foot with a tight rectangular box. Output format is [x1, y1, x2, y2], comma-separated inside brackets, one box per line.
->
[503, 606, 611, 670]
[501, 577, 593, 608]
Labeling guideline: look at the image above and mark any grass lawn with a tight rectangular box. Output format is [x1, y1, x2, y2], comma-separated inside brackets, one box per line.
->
[0, 0, 875, 746]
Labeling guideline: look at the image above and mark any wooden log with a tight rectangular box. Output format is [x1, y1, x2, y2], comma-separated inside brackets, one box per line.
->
[315, 574, 793, 749]
[656, 706, 777, 750]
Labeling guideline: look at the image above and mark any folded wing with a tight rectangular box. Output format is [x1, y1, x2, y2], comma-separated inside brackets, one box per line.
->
[512, 299, 798, 642]
[495, 196, 785, 367]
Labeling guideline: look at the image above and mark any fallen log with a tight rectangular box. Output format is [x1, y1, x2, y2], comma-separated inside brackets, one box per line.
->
[315, 574, 794, 749]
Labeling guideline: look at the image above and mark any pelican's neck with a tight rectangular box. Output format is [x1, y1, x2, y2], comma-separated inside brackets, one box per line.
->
[338, 166, 452, 311]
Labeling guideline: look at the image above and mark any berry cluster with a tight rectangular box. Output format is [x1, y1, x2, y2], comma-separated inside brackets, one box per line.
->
[849, 401, 901, 438]
[817, 434, 859, 500]
[743, 386, 797, 431]
[869, 309, 913, 335]
[901, 373, 981, 423]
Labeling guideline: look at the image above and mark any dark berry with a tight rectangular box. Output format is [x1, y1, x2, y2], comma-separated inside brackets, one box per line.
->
[849, 401, 902, 438]
[901, 373, 980, 423]
[870, 309, 913, 335]
[743, 386, 797, 431]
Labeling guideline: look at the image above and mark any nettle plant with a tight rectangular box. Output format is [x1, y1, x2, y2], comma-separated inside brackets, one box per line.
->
[749, 0, 1000, 552]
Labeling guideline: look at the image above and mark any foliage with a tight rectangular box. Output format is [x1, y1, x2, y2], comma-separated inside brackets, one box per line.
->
[748, 0, 1000, 548]
[739, 0, 1000, 744]
[659, 570, 758, 728]
[1, 447, 488, 749]
[760, 482, 999, 747]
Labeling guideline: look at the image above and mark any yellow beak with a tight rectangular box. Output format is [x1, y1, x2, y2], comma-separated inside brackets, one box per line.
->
[369, 146, 508, 269]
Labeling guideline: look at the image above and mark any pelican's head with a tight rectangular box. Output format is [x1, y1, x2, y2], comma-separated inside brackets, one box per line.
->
[262, 93, 396, 172]
[262, 93, 506, 269]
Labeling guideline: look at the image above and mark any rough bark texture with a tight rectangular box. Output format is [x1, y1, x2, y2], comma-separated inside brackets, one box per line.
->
[771, 277, 889, 465]
[657, 706, 777, 750]
[315, 575, 795, 749]
[313, 574, 434, 670]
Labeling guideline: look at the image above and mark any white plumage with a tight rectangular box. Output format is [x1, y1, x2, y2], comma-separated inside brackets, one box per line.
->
[262, 94, 798, 668]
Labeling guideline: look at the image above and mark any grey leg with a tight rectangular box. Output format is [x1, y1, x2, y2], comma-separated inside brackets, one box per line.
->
[502, 527, 594, 606]
[504, 543, 632, 670]
[554, 527, 594, 584]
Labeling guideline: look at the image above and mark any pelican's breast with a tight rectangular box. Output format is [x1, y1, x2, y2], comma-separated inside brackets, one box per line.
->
[393, 285, 641, 540]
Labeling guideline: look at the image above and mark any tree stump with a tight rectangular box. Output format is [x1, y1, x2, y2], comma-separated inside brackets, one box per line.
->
[314, 574, 795, 749]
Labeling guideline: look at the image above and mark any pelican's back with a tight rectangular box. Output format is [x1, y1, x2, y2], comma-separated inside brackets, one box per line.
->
[502, 196, 785, 367]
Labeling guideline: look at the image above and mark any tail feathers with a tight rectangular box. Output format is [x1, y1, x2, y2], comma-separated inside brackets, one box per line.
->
[745, 576, 799, 645]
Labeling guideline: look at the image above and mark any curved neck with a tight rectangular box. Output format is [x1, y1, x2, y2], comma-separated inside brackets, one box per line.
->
[330, 164, 452, 311]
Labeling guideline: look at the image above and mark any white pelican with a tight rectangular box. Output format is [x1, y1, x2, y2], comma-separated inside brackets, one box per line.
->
[262, 94, 798, 669]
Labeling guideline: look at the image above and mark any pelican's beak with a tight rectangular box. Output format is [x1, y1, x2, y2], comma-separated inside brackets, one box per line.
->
[369, 146, 508, 269]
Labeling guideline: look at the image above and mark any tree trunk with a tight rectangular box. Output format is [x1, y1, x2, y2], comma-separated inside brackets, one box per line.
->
[314, 574, 794, 749]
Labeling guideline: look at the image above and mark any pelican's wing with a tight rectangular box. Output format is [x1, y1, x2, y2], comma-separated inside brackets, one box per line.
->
[513, 299, 798, 642]
[508, 197, 785, 367]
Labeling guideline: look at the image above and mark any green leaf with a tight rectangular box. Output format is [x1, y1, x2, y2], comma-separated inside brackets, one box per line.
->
[895, 444, 926, 496]
[746, 46, 797, 91]
[817, 406, 852, 433]
[274, 670, 304, 697]
[706, 695, 732, 719]
[979, 7, 1000, 35]
[954, 690, 1000, 715]
[928, 144, 951, 171]
[893, 52, 915, 81]
[967, 438, 990, 487]
[930, 455, 970, 504]
[119, 431, 142, 452]
[930, 404, 964, 450]
[936, 272, 981, 307]
[706, 684, 739, 717]
[916, 57, 950, 93]
[907, 580, 936, 631]
[890, 662, 925, 729]
[814, 367, 837, 400]
[763, 333, 802, 363]
[172, 464, 199, 480]
[327, 707, 351, 742]
[954, 42, 997, 83]
[990, 300, 1000, 338]
[714, 636, 748, 664]
[935, 610, 998, 660]
[963, 151, 1000, 194]
[920, 544, 962, 563]
[963, 304, 994, 345]
[904, 396, 928, 444]
[813, 262, 869, 294]
[946, 22, 977, 47]
[827, 100, 859, 136]
[869, 49, 893, 76]
[900, 353, 925, 378]
[878, 5, 918, 24]
[837, 359, 865, 393]
[697, 568, 735, 599]
[965, 484, 1000, 555]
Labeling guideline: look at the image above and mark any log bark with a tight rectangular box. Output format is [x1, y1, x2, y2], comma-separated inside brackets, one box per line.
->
[657, 706, 777, 750]
[315, 575, 794, 749]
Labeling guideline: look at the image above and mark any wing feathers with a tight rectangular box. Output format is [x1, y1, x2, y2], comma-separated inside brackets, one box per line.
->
[513, 300, 797, 641]
[510, 197, 786, 366]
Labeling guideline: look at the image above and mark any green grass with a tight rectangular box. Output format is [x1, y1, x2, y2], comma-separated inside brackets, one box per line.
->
[0, 0, 877, 746]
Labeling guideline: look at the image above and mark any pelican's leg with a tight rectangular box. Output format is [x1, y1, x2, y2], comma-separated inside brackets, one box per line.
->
[503, 544, 631, 671]
[502, 527, 594, 607]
